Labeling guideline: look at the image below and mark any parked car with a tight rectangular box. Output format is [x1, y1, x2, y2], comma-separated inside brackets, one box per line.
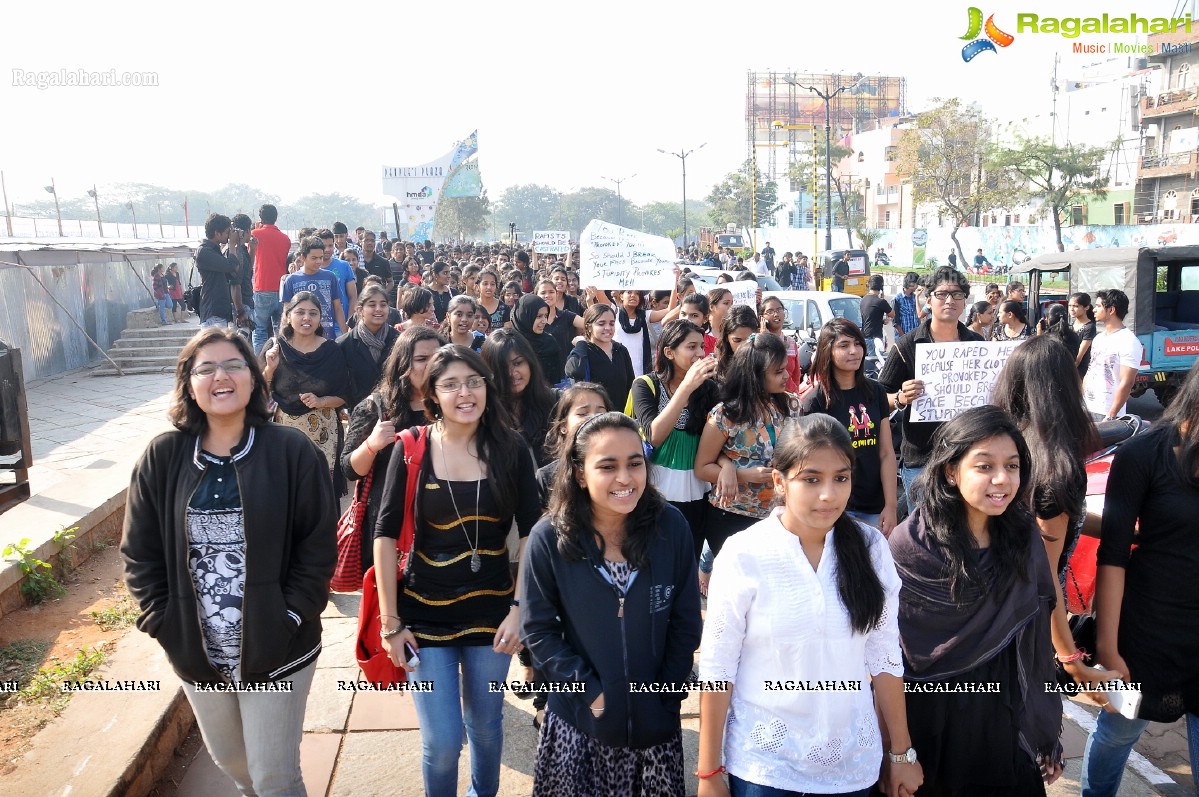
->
[764, 290, 863, 346]
[686, 268, 783, 292]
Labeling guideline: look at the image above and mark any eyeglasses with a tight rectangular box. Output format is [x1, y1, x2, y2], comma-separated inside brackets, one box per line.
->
[932, 290, 968, 302]
[190, 359, 248, 378]
[433, 376, 487, 393]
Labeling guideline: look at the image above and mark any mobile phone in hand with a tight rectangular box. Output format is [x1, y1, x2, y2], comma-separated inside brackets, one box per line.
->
[404, 641, 420, 668]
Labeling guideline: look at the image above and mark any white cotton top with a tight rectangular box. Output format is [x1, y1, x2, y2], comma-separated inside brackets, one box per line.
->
[698, 508, 904, 793]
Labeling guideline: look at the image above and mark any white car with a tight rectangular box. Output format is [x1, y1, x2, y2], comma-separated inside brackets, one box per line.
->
[764, 290, 864, 347]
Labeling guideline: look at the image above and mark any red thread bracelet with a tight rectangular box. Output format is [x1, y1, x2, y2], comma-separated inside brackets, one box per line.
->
[1056, 649, 1088, 664]
[365, 440, 377, 455]
[696, 765, 726, 779]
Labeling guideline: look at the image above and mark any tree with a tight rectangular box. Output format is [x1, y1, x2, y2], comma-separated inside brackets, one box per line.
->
[706, 160, 783, 232]
[896, 98, 1018, 268]
[492, 184, 562, 237]
[434, 190, 491, 242]
[789, 131, 854, 247]
[628, 200, 711, 237]
[282, 193, 379, 231]
[989, 135, 1110, 252]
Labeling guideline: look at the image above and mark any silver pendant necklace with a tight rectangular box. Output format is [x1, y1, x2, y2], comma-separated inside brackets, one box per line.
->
[439, 430, 482, 573]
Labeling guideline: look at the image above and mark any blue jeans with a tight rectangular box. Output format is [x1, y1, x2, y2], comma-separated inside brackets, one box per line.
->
[253, 291, 283, 353]
[729, 774, 872, 797]
[899, 464, 925, 511]
[182, 659, 316, 797]
[847, 511, 881, 529]
[410, 645, 511, 797]
[1081, 709, 1199, 796]
[155, 297, 171, 323]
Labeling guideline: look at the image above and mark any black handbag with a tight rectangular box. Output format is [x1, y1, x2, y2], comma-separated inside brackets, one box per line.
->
[184, 256, 202, 312]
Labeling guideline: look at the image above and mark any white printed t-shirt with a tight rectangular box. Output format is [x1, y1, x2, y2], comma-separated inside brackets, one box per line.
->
[1083, 326, 1143, 417]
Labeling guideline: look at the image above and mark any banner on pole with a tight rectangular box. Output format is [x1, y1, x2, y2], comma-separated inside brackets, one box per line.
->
[579, 220, 675, 290]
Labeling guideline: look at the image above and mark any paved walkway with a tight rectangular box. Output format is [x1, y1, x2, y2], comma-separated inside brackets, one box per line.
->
[9, 357, 1193, 796]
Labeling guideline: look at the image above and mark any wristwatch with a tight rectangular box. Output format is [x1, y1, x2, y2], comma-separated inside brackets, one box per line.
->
[889, 747, 917, 765]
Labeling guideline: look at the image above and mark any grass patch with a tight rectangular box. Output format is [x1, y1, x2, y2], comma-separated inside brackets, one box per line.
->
[19, 646, 106, 705]
[90, 594, 139, 631]
[0, 639, 51, 706]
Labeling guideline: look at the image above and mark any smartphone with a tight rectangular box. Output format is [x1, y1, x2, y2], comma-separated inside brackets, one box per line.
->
[404, 641, 421, 668]
[1093, 666, 1141, 719]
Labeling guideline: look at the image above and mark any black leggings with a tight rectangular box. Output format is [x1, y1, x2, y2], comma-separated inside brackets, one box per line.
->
[705, 507, 758, 558]
[669, 498, 710, 563]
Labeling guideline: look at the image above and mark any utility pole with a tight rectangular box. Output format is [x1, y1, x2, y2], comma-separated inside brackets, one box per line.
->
[44, 179, 63, 237]
[87, 186, 103, 237]
[658, 143, 706, 249]
[601, 174, 636, 227]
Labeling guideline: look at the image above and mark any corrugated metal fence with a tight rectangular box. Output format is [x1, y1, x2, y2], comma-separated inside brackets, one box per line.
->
[0, 246, 197, 381]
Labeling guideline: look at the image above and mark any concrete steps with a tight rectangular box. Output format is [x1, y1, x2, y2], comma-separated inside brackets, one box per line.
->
[92, 309, 201, 377]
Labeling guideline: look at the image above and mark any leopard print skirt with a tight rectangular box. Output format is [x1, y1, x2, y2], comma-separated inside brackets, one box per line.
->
[532, 710, 685, 796]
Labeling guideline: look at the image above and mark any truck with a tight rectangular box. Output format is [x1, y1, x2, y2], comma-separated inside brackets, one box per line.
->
[698, 224, 747, 255]
[1016, 246, 1199, 406]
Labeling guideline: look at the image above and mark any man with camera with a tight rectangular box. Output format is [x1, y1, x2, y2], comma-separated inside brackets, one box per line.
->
[196, 213, 244, 330]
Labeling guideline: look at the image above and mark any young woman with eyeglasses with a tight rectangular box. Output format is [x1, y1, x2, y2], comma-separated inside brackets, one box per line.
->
[373, 344, 540, 797]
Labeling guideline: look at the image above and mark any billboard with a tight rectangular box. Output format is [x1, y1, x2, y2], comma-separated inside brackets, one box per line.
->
[382, 130, 481, 242]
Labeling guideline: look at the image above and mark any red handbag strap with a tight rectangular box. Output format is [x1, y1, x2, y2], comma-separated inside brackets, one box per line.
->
[396, 426, 428, 575]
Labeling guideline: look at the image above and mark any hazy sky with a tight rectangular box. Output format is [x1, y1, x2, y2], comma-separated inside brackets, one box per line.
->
[0, 0, 1176, 216]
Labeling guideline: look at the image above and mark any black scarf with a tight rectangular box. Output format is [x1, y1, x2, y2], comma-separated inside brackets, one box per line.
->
[270, 336, 353, 417]
[890, 508, 1062, 764]
[616, 304, 652, 374]
[513, 294, 564, 384]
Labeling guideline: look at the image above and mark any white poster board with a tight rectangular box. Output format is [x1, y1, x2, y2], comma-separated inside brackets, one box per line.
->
[727, 279, 760, 307]
[910, 340, 1023, 423]
[579, 220, 676, 290]
[533, 230, 570, 254]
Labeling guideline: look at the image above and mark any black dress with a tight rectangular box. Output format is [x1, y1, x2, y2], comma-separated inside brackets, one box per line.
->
[564, 340, 634, 410]
[1096, 425, 1199, 721]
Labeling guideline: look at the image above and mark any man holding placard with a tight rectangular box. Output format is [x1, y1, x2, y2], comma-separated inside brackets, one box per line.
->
[878, 267, 983, 506]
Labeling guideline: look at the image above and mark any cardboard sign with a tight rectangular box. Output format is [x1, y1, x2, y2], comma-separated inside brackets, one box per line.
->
[579, 220, 676, 290]
[533, 230, 570, 254]
[910, 340, 1023, 423]
[727, 279, 760, 307]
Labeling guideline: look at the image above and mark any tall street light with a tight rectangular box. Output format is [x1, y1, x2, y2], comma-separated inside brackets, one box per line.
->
[600, 174, 636, 228]
[127, 202, 138, 238]
[658, 143, 706, 250]
[87, 186, 103, 237]
[788, 74, 866, 252]
[44, 179, 63, 237]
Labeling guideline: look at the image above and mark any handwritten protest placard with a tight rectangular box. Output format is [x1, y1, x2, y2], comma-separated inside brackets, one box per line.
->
[533, 230, 570, 254]
[727, 279, 759, 307]
[910, 340, 1023, 423]
[579, 220, 676, 290]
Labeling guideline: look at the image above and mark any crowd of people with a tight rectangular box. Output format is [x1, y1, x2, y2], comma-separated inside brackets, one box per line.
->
[119, 209, 1199, 797]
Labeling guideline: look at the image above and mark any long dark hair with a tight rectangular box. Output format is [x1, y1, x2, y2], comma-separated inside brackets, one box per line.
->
[720, 333, 789, 425]
[548, 412, 665, 569]
[654, 319, 716, 436]
[716, 305, 759, 377]
[998, 299, 1028, 326]
[480, 328, 558, 445]
[992, 335, 1097, 524]
[810, 318, 875, 407]
[1160, 358, 1199, 487]
[170, 328, 273, 434]
[775, 415, 884, 634]
[378, 326, 445, 418]
[1069, 292, 1095, 323]
[915, 406, 1034, 603]
[423, 344, 523, 519]
[281, 291, 326, 339]
[543, 382, 613, 461]
[1042, 303, 1080, 355]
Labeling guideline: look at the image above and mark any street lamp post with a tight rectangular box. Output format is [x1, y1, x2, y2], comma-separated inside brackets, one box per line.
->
[658, 143, 706, 250]
[600, 174, 636, 228]
[87, 186, 103, 237]
[44, 179, 63, 237]
[789, 74, 866, 252]
[127, 202, 138, 238]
